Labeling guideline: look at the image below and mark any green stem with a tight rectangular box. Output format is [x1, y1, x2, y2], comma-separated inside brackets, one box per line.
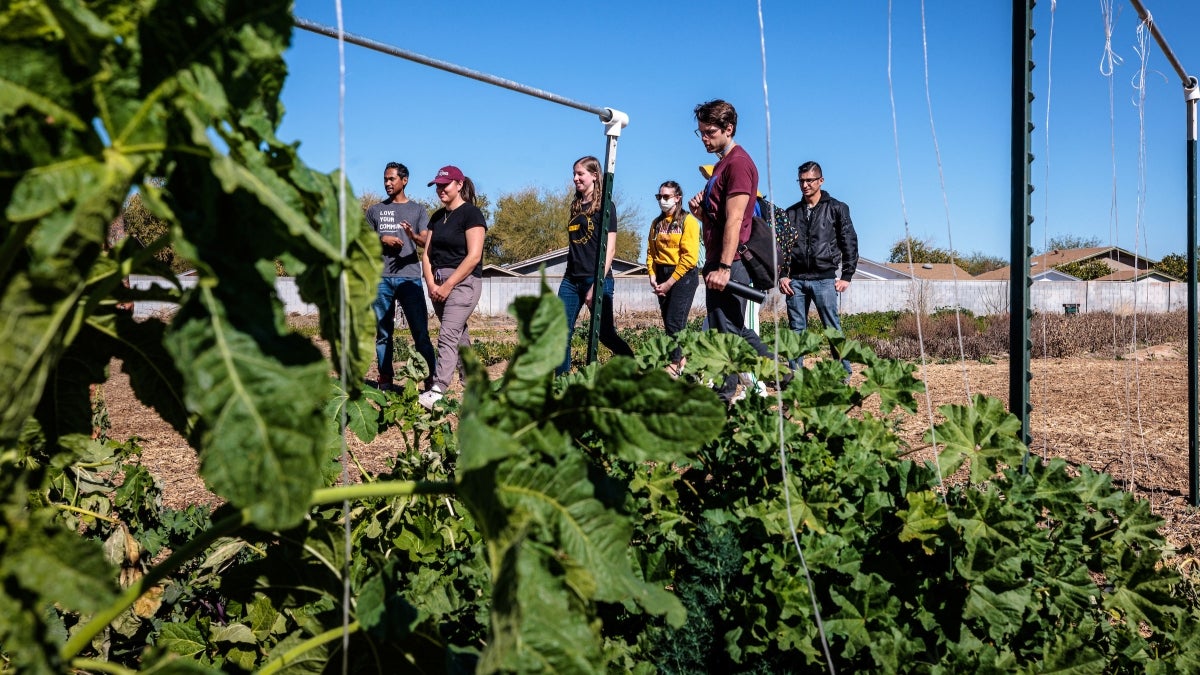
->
[60, 509, 251, 661]
[345, 446, 374, 484]
[54, 503, 121, 524]
[70, 658, 137, 675]
[257, 621, 361, 675]
[310, 481, 453, 505]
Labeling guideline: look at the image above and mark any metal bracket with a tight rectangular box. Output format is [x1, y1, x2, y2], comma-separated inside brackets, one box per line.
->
[602, 108, 629, 138]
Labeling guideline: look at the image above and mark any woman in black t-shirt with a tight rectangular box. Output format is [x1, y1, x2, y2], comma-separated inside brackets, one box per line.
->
[419, 165, 486, 409]
[556, 155, 633, 375]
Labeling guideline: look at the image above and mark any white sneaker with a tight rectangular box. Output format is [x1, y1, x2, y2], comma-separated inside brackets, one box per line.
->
[418, 389, 443, 410]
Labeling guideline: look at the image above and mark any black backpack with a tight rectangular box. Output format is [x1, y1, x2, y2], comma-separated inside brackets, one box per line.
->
[737, 197, 789, 291]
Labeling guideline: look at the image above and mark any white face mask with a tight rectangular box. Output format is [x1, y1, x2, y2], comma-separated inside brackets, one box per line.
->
[658, 198, 677, 214]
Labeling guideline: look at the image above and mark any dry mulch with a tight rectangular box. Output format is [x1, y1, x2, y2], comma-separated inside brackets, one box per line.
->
[101, 323, 1198, 557]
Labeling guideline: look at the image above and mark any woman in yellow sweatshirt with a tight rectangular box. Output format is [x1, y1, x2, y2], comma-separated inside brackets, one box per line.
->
[646, 180, 701, 377]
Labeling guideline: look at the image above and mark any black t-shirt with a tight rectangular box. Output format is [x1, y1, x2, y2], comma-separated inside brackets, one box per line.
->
[428, 203, 487, 278]
[565, 200, 618, 279]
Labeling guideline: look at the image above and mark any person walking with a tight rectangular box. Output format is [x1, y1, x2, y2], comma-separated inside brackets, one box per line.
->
[779, 161, 858, 377]
[419, 165, 486, 409]
[686, 99, 773, 402]
[556, 155, 634, 375]
[368, 162, 436, 392]
[646, 180, 700, 377]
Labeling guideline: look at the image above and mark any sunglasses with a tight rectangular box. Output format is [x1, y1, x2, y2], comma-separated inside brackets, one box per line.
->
[654, 194, 677, 201]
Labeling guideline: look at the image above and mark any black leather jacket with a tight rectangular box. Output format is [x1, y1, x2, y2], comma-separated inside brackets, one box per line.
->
[784, 190, 858, 281]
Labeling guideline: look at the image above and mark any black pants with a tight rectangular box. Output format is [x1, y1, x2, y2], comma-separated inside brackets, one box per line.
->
[655, 266, 699, 363]
[704, 260, 773, 400]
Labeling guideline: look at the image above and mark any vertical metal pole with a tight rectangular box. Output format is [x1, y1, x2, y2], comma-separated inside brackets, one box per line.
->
[1011, 0, 1035, 446]
[1186, 78, 1198, 505]
[587, 110, 629, 365]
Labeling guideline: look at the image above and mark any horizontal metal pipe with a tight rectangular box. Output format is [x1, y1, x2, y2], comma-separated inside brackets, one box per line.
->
[1127, 0, 1193, 88]
[293, 17, 613, 121]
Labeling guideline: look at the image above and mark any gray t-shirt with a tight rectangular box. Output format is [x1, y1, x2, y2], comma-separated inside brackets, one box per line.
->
[367, 199, 430, 278]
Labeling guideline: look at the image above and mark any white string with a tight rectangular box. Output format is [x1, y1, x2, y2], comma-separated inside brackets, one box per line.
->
[918, 0, 971, 403]
[1099, 0, 1134, 491]
[1037, 0, 1057, 462]
[333, 0, 352, 672]
[1130, 19, 1152, 493]
[889, 0, 946, 494]
[755, 2, 835, 672]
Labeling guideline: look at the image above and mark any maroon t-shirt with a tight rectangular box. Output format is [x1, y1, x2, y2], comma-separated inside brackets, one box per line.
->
[701, 144, 758, 265]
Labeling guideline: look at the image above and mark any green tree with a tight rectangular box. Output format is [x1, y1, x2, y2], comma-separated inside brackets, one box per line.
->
[959, 251, 1007, 276]
[1055, 258, 1112, 280]
[888, 237, 954, 265]
[1039, 233, 1103, 253]
[1154, 252, 1189, 281]
[123, 191, 194, 274]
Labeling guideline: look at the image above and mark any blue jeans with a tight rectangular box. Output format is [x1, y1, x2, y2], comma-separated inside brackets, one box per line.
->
[785, 277, 851, 375]
[373, 276, 435, 384]
[557, 275, 633, 375]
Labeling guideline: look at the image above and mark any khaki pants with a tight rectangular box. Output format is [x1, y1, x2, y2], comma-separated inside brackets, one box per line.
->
[431, 270, 482, 391]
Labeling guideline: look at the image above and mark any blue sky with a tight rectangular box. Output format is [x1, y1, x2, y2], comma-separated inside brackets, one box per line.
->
[280, 1, 1199, 264]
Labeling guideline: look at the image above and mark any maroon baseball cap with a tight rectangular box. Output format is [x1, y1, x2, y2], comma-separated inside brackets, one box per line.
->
[427, 165, 464, 186]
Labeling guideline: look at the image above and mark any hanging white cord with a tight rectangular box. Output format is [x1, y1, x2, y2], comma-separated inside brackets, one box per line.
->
[333, 0, 352, 671]
[1037, 0, 1057, 463]
[889, 0, 947, 494]
[1099, 0, 1134, 490]
[918, 0, 971, 403]
[1130, 19, 1153, 493]
[755, 3, 835, 672]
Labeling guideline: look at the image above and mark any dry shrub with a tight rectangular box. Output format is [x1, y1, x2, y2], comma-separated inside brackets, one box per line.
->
[866, 310, 1185, 361]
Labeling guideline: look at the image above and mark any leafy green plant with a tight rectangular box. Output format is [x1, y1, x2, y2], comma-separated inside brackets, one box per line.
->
[4, 2, 1198, 674]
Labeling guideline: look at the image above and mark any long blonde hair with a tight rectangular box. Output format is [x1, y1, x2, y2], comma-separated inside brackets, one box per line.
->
[570, 155, 603, 218]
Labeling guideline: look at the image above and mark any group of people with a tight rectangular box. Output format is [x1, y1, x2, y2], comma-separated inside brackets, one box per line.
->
[368, 162, 485, 409]
[368, 99, 859, 407]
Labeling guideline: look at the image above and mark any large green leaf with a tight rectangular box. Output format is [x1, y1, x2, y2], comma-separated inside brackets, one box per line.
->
[166, 287, 329, 529]
[930, 394, 1026, 482]
[557, 358, 725, 465]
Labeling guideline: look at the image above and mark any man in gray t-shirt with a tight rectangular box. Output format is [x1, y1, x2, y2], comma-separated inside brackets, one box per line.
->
[368, 162, 435, 391]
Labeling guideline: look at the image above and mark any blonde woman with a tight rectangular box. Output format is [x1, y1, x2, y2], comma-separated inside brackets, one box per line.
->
[556, 155, 634, 375]
[647, 180, 700, 377]
[419, 165, 486, 409]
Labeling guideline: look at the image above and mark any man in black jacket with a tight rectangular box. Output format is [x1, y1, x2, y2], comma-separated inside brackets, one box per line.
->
[779, 161, 858, 377]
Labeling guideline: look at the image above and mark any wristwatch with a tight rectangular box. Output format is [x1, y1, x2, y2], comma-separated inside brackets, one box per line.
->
[716, 262, 731, 271]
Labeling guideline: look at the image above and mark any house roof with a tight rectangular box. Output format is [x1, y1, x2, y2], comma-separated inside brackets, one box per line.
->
[495, 247, 645, 277]
[974, 246, 1159, 281]
[883, 262, 973, 280]
[1096, 268, 1181, 282]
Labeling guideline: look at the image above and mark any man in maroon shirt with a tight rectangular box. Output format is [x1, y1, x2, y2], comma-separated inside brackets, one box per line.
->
[687, 100, 773, 402]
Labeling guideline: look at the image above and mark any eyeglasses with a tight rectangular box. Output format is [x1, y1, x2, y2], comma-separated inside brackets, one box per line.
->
[654, 194, 676, 201]
[694, 126, 724, 139]
[798, 177, 822, 185]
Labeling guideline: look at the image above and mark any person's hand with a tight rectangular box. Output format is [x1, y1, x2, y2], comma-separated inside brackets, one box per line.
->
[430, 280, 453, 303]
[658, 278, 675, 296]
[705, 267, 730, 291]
[779, 277, 795, 296]
[400, 221, 415, 238]
[381, 234, 403, 247]
[584, 287, 594, 307]
[688, 192, 704, 217]
[835, 279, 850, 293]
[648, 276, 659, 293]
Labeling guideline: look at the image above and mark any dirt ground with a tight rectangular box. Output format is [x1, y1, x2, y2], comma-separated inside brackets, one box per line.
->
[100, 324, 1198, 557]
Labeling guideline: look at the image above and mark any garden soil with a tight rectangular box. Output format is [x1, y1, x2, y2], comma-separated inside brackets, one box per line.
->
[101, 326, 1198, 559]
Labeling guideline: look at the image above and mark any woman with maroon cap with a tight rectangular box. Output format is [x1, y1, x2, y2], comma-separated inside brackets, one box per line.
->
[419, 165, 486, 409]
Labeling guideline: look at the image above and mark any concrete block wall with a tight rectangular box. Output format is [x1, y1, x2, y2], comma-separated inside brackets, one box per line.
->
[131, 275, 1186, 320]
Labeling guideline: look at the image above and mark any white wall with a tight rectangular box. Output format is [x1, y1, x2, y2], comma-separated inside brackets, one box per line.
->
[130, 275, 1187, 319]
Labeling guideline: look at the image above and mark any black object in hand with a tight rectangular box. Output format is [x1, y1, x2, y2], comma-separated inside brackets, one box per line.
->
[725, 280, 767, 304]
